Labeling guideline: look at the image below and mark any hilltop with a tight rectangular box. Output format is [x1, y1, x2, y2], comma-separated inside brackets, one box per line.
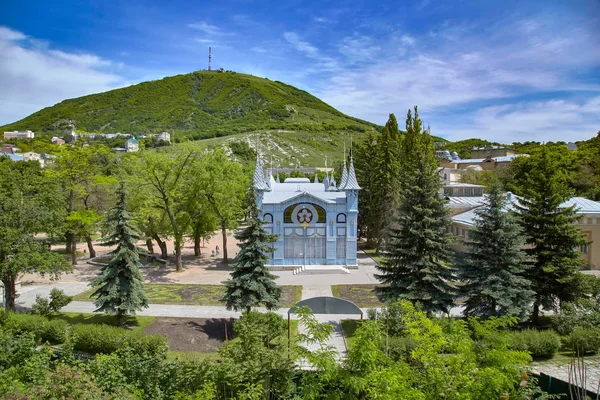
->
[0, 71, 376, 141]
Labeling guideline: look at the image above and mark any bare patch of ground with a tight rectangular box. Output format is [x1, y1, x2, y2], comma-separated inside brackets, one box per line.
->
[143, 317, 235, 352]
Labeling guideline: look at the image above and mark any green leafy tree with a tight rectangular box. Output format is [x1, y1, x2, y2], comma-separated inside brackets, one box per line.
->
[66, 209, 103, 261]
[514, 146, 586, 324]
[90, 185, 148, 320]
[0, 159, 71, 311]
[460, 180, 534, 319]
[354, 130, 380, 247]
[375, 107, 456, 313]
[222, 188, 281, 312]
[127, 147, 197, 270]
[196, 148, 248, 263]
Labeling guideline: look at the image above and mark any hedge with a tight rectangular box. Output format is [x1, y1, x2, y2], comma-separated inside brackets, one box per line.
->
[1, 312, 166, 356]
[508, 329, 561, 359]
[562, 327, 600, 355]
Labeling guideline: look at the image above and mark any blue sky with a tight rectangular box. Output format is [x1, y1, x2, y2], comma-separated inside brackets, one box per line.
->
[0, 0, 599, 142]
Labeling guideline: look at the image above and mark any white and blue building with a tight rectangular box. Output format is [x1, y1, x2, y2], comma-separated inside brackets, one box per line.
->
[254, 156, 361, 267]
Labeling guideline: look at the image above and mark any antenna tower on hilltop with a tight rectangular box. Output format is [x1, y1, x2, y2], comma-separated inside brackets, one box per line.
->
[208, 47, 212, 71]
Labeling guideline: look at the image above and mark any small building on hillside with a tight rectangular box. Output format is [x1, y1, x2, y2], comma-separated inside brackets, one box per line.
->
[157, 132, 171, 143]
[254, 155, 360, 268]
[51, 137, 66, 146]
[470, 146, 517, 159]
[441, 154, 527, 170]
[4, 130, 34, 139]
[1, 144, 19, 155]
[126, 137, 139, 152]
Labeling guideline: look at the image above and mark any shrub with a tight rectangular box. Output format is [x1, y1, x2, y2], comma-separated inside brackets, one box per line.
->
[563, 327, 600, 355]
[552, 301, 600, 336]
[73, 324, 167, 356]
[49, 288, 73, 312]
[30, 295, 52, 317]
[40, 319, 69, 344]
[508, 329, 561, 359]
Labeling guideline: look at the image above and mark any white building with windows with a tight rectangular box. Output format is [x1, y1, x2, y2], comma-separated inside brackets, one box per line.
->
[157, 132, 171, 143]
[254, 155, 360, 268]
[4, 130, 34, 139]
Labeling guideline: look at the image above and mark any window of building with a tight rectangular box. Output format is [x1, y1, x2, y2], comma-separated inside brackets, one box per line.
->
[461, 229, 466, 237]
[336, 228, 346, 259]
[337, 213, 346, 223]
[263, 213, 273, 224]
[580, 244, 588, 254]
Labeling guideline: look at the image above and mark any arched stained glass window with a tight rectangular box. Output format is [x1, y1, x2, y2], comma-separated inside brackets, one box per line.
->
[284, 203, 326, 223]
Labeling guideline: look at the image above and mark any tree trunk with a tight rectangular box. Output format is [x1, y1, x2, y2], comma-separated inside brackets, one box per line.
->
[175, 244, 182, 271]
[65, 232, 73, 253]
[532, 300, 540, 325]
[85, 236, 96, 258]
[146, 238, 154, 254]
[153, 235, 168, 259]
[71, 235, 77, 266]
[194, 237, 201, 257]
[221, 224, 228, 263]
[2, 274, 17, 311]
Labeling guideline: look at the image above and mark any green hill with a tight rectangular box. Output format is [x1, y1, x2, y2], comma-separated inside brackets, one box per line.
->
[0, 71, 376, 140]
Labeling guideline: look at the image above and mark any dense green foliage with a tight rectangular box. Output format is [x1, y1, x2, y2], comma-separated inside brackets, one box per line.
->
[460, 180, 534, 319]
[375, 108, 456, 313]
[0, 159, 71, 310]
[222, 189, 282, 312]
[507, 329, 562, 359]
[0, 301, 550, 400]
[514, 146, 586, 323]
[90, 185, 149, 318]
[0, 71, 375, 140]
[30, 289, 73, 317]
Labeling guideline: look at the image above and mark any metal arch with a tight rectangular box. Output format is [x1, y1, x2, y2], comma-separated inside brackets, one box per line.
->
[288, 296, 362, 316]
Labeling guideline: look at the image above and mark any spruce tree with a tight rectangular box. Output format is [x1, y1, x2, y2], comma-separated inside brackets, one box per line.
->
[460, 180, 534, 319]
[90, 184, 148, 319]
[515, 146, 586, 323]
[222, 186, 282, 312]
[375, 107, 456, 313]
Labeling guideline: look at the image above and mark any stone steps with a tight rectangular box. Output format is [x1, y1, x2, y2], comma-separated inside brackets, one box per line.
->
[293, 265, 351, 275]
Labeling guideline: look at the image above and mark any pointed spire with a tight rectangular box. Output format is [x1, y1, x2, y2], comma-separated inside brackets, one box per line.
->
[313, 172, 319, 184]
[253, 152, 269, 191]
[323, 157, 329, 190]
[339, 143, 348, 190]
[344, 143, 361, 190]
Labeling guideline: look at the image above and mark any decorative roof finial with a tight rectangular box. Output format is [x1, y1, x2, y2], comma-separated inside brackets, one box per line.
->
[339, 141, 348, 190]
[323, 156, 329, 190]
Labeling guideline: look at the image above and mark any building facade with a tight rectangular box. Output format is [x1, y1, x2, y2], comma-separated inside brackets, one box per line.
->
[4, 130, 34, 139]
[126, 137, 139, 152]
[448, 194, 600, 270]
[254, 156, 360, 267]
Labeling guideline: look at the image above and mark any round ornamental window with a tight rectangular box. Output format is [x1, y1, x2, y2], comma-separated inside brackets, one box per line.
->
[296, 208, 314, 223]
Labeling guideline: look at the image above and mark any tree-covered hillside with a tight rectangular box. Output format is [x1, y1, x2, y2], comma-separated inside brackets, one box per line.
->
[0, 71, 376, 139]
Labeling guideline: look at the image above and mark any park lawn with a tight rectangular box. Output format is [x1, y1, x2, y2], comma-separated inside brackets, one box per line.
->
[332, 284, 384, 308]
[362, 248, 385, 265]
[74, 284, 303, 307]
[52, 312, 156, 332]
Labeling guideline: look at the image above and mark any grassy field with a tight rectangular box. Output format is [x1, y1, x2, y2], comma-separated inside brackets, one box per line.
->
[74, 283, 303, 307]
[52, 312, 156, 332]
[340, 320, 361, 349]
[361, 248, 385, 265]
[331, 284, 384, 308]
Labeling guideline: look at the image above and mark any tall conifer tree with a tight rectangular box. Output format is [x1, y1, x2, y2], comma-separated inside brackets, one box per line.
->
[90, 184, 148, 319]
[460, 180, 534, 319]
[375, 107, 456, 313]
[515, 146, 586, 323]
[222, 185, 282, 312]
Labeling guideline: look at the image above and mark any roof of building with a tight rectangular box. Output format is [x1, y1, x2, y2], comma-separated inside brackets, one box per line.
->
[262, 190, 346, 204]
[1, 153, 26, 161]
[126, 137, 139, 143]
[445, 196, 487, 208]
[452, 195, 600, 226]
[343, 157, 361, 190]
[452, 154, 526, 164]
[443, 183, 486, 188]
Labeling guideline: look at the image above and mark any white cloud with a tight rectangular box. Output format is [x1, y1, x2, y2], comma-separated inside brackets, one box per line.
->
[194, 38, 216, 45]
[313, 14, 600, 142]
[283, 32, 319, 58]
[440, 97, 600, 143]
[250, 46, 267, 53]
[0, 26, 125, 125]
[338, 35, 380, 62]
[188, 22, 232, 36]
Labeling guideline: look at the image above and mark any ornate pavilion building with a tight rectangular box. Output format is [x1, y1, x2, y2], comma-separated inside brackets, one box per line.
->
[254, 155, 361, 268]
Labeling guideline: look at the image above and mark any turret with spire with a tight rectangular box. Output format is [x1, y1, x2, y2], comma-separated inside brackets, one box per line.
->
[339, 143, 349, 190]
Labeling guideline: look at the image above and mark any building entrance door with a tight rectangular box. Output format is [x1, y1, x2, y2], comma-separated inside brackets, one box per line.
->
[304, 228, 325, 265]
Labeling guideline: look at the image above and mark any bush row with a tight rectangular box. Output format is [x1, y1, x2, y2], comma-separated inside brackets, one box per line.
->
[1, 313, 167, 356]
[507, 327, 600, 358]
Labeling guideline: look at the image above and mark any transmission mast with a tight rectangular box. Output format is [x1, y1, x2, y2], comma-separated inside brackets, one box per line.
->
[208, 47, 212, 71]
